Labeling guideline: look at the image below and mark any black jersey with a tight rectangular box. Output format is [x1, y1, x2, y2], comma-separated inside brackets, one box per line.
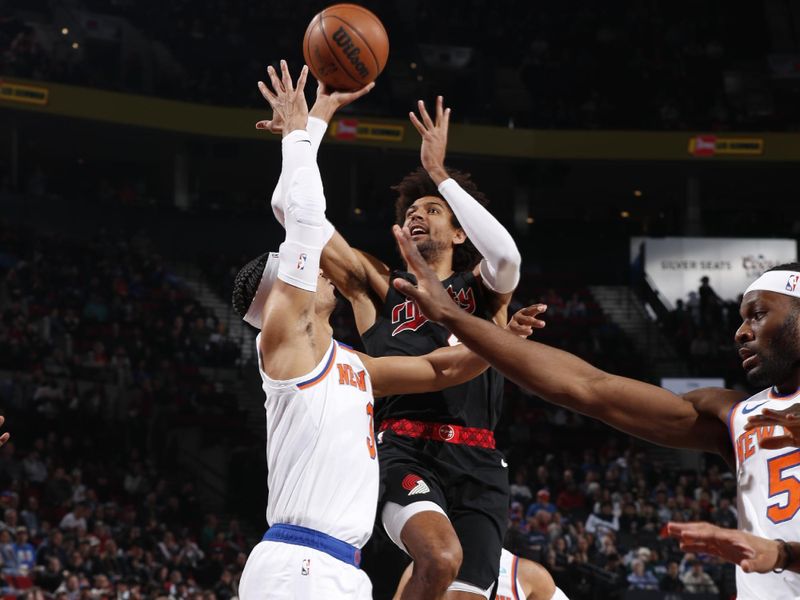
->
[361, 269, 504, 429]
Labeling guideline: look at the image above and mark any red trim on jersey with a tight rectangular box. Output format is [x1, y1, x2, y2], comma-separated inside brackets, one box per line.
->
[768, 386, 800, 400]
[379, 418, 496, 448]
[511, 555, 520, 600]
[297, 343, 337, 390]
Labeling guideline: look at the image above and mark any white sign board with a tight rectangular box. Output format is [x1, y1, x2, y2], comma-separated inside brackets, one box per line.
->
[661, 378, 725, 395]
[631, 237, 797, 308]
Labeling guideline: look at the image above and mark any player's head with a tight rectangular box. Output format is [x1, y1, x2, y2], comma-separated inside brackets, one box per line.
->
[736, 262, 800, 387]
[393, 167, 487, 272]
[232, 253, 336, 329]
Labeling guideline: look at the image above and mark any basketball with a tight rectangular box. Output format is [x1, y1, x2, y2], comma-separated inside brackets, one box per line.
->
[303, 3, 389, 92]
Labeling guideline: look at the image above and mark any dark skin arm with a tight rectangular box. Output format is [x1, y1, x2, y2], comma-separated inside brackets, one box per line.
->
[668, 522, 800, 575]
[390, 224, 739, 459]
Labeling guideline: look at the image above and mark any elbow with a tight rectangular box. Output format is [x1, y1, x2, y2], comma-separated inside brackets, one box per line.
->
[547, 374, 607, 418]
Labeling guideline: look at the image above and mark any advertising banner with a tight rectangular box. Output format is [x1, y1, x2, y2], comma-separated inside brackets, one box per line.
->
[631, 237, 797, 307]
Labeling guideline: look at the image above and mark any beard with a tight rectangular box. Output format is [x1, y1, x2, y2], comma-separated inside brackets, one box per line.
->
[746, 311, 800, 388]
[414, 238, 448, 266]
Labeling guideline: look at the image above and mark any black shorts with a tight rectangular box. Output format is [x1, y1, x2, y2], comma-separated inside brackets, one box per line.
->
[377, 429, 510, 589]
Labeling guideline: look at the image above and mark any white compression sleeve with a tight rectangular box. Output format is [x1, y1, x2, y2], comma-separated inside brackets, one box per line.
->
[437, 178, 521, 294]
[276, 129, 333, 292]
[270, 116, 332, 234]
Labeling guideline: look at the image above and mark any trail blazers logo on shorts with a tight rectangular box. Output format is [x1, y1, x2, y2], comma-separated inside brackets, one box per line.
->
[401, 474, 430, 496]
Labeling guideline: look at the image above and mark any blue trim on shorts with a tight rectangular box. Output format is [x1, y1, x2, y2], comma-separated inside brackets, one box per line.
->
[263, 524, 361, 568]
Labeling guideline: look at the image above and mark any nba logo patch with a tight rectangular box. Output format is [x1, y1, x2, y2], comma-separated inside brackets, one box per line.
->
[301, 558, 311, 576]
[297, 253, 308, 270]
[786, 274, 799, 292]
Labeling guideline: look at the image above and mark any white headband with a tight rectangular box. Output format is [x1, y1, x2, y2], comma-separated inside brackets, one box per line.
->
[243, 253, 280, 329]
[744, 270, 800, 299]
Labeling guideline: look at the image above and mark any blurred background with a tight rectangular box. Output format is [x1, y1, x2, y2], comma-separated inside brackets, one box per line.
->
[1, 0, 800, 598]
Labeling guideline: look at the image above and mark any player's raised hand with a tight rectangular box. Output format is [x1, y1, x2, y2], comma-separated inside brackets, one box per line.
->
[506, 304, 547, 338]
[744, 403, 800, 449]
[391, 225, 458, 323]
[256, 60, 309, 137]
[667, 522, 781, 574]
[310, 80, 376, 123]
[409, 96, 450, 185]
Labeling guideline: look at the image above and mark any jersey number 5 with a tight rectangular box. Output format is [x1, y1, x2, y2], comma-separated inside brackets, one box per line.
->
[767, 449, 800, 523]
[366, 403, 377, 460]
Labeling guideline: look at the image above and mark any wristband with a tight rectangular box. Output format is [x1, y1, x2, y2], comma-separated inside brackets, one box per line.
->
[773, 539, 794, 573]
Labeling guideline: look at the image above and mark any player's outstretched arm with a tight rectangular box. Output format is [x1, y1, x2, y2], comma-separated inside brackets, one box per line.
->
[668, 522, 800, 574]
[390, 225, 733, 455]
[255, 61, 331, 379]
[363, 303, 546, 397]
[410, 96, 521, 306]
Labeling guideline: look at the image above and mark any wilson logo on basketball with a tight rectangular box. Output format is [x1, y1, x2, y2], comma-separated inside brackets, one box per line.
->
[401, 474, 430, 496]
[390, 286, 476, 336]
[331, 27, 369, 78]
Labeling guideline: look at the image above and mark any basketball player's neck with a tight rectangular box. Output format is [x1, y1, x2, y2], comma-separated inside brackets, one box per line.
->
[418, 246, 456, 281]
[774, 372, 800, 396]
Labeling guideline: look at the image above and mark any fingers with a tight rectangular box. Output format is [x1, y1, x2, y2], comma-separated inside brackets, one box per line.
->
[392, 277, 419, 299]
[0, 432, 8, 446]
[257, 81, 277, 107]
[417, 99, 435, 130]
[296, 64, 309, 95]
[435, 95, 444, 124]
[408, 111, 427, 137]
[347, 81, 375, 101]
[520, 304, 548, 316]
[280, 59, 294, 93]
[392, 225, 427, 272]
[255, 120, 271, 130]
[267, 65, 283, 96]
[257, 80, 274, 103]
[758, 434, 796, 450]
[746, 414, 794, 430]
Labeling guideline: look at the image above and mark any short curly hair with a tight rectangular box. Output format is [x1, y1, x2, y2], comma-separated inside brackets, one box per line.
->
[232, 252, 270, 319]
[392, 167, 488, 273]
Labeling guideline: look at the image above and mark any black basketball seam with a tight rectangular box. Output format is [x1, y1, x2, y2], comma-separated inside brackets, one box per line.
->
[331, 11, 383, 73]
[318, 15, 364, 88]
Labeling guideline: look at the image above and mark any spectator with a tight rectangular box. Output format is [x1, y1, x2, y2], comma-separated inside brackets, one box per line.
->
[660, 561, 684, 592]
[681, 561, 719, 594]
[526, 489, 557, 517]
[627, 558, 659, 590]
[585, 501, 619, 540]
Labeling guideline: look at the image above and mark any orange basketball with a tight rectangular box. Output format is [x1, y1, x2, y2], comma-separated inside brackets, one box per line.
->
[303, 4, 389, 92]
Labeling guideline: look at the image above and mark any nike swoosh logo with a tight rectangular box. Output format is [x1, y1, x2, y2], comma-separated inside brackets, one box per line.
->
[500, 459, 508, 468]
[741, 401, 768, 415]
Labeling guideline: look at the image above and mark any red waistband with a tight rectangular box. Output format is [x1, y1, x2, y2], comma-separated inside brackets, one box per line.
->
[379, 418, 496, 449]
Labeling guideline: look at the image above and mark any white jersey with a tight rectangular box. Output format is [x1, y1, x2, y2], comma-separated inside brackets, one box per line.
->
[729, 386, 800, 599]
[496, 549, 525, 600]
[257, 336, 379, 548]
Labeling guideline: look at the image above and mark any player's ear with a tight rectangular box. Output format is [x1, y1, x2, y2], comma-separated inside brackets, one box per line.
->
[452, 228, 466, 246]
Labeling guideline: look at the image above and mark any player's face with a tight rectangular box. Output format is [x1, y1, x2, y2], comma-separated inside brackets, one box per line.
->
[736, 291, 800, 387]
[402, 196, 466, 262]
